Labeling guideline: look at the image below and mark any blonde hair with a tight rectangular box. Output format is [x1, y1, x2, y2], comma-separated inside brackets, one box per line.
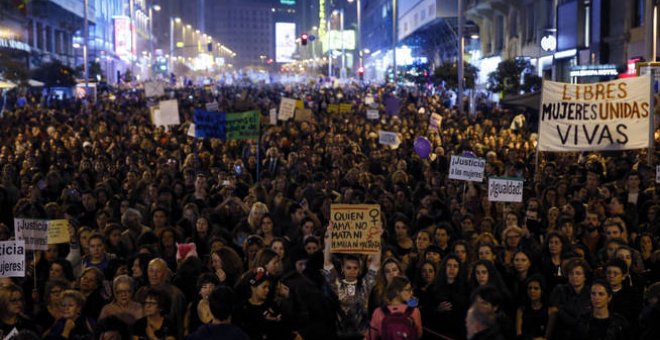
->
[248, 202, 269, 229]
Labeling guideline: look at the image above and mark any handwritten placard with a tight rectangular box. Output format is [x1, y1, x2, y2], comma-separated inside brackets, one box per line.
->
[47, 219, 71, 244]
[330, 204, 381, 254]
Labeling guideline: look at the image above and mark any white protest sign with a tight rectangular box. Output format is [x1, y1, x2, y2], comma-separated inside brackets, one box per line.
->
[367, 109, 379, 120]
[0, 240, 26, 277]
[154, 99, 180, 126]
[449, 155, 486, 182]
[538, 75, 651, 151]
[187, 123, 196, 137]
[488, 177, 524, 202]
[269, 108, 277, 125]
[144, 82, 165, 98]
[378, 131, 399, 146]
[14, 218, 48, 250]
[429, 113, 443, 130]
[278, 98, 296, 121]
[205, 101, 219, 112]
[364, 95, 374, 105]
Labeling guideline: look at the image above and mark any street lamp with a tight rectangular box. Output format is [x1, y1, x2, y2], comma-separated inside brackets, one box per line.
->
[170, 17, 181, 74]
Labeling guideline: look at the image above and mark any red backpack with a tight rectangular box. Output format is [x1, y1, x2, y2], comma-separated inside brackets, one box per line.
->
[379, 306, 418, 340]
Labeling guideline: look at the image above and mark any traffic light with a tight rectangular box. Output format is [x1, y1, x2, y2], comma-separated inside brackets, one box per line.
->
[301, 33, 308, 46]
[358, 66, 365, 81]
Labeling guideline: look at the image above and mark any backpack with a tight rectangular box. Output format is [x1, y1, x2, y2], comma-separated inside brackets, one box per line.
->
[379, 306, 418, 340]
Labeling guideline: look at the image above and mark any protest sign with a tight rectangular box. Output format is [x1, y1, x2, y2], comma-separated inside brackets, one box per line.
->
[193, 110, 259, 140]
[327, 104, 340, 114]
[449, 155, 486, 182]
[295, 108, 314, 122]
[330, 204, 381, 254]
[144, 82, 165, 98]
[295, 100, 305, 110]
[538, 75, 651, 151]
[47, 219, 70, 244]
[339, 103, 353, 114]
[205, 101, 219, 112]
[366, 109, 379, 120]
[226, 111, 260, 140]
[269, 108, 277, 125]
[14, 218, 48, 250]
[187, 123, 196, 137]
[144, 82, 165, 97]
[279, 98, 296, 121]
[154, 99, 180, 126]
[378, 131, 399, 146]
[0, 240, 26, 277]
[488, 177, 524, 202]
[364, 95, 374, 105]
[429, 113, 443, 130]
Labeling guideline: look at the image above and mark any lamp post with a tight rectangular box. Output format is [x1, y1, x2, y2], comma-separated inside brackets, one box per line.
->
[149, 5, 160, 79]
[348, 0, 362, 70]
[83, 0, 89, 92]
[170, 17, 180, 74]
[457, 0, 464, 115]
[646, 0, 657, 63]
[392, 0, 397, 82]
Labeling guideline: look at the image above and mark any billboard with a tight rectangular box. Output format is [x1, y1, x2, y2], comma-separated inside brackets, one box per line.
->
[276, 22, 296, 63]
[322, 30, 355, 53]
[114, 16, 132, 60]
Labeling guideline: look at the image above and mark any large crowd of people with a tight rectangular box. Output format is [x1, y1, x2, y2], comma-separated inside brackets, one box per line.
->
[0, 79, 659, 340]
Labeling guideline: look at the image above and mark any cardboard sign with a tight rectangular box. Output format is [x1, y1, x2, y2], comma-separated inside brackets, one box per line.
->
[295, 108, 314, 122]
[47, 219, 70, 244]
[14, 218, 48, 250]
[187, 123, 196, 137]
[449, 156, 486, 182]
[279, 98, 296, 121]
[0, 240, 26, 277]
[488, 177, 524, 202]
[378, 131, 399, 146]
[366, 109, 379, 120]
[339, 103, 353, 114]
[205, 101, 219, 112]
[295, 100, 305, 110]
[269, 108, 277, 125]
[330, 204, 381, 254]
[538, 75, 651, 151]
[144, 82, 165, 98]
[429, 113, 443, 130]
[154, 99, 180, 126]
[194, 110, 260, 140]
[327, 104, 340, 114]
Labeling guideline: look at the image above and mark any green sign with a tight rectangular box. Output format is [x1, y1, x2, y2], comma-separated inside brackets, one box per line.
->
[281, 0, 295, 5]
[226, 110, 260, 140]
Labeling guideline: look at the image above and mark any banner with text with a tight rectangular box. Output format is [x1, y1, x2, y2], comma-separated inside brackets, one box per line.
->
[449, 156, 486, 182]
[330, 204, 381, 254]
[488, 177, 524, 202]
[14, 218, 49, 250]
[193, 110, 260, 140]
[0, 240, 26, 277]
[378, 131, 400, 146]
[539, 75, 651, 151]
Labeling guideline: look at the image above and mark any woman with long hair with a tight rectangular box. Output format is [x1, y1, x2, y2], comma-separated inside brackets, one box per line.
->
[368, 257, 405, 315]
[515, 274, 548, 340]
[208, 247, 244, 287]
[184, 273, 220, 337]
[258, 214, 278, 247]
[34, 279, 70, 334]
[572, 280, 630, 340]
[429, 254, 469, 340]
[130, 253, 154, 291]
[540, 231, 570, 293]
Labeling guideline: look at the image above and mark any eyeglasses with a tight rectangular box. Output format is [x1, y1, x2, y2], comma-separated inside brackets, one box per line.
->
[143, 300, 158, 306]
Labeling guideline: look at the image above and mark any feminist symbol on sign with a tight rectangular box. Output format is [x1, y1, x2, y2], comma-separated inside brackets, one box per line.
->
[367, 209, 380, 240]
